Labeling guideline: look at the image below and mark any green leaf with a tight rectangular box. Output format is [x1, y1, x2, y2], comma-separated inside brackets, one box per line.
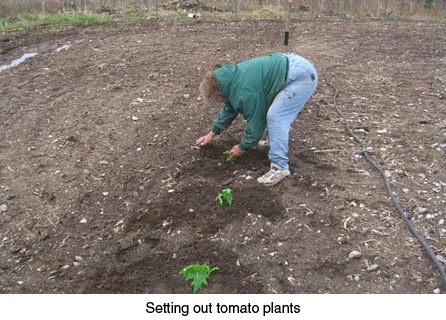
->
[223, 150, 234, 164]
[179, 263, 219, 293]
[216, 188, 233, 206]
[216, 194, 223, 206]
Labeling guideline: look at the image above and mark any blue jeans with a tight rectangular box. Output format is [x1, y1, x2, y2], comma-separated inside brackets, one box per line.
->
[267, 54, 318, 170]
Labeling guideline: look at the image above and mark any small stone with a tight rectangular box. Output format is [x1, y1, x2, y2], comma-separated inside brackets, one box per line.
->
[287, 276, 296, 285]
[0, 204, 7, 212]
[183, 94, 190, 99]
[433, 288, 440, 294]
[74, 256, 83, 261]
[349, 250, 362, 259]
[417, 207, 428, 214]
[337, 237, 347, 244]
[10, 246, 21, 254]
[79, 218, 87, 224]
[367, 264, 379, 272]
[132, 116, 138, 121]
[73, 262, 81, 267]
[384, 171, 391, 178]
[436, 255, 446, 264]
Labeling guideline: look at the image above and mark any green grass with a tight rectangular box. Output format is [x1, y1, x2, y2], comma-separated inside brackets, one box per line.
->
[1, 11, 113, 32]
[1, 5, 446, 34]
[441, 134, 446, 143]
[18, 12, 38, 20]
[385, 12, 401, 21]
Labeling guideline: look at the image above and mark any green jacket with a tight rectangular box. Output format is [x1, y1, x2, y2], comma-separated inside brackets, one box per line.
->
[211, 53, 289, 151]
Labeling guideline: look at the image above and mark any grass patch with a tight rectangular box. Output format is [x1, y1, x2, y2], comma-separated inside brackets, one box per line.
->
[385, 12, 401, 21]
[1, 11, 113, 32]
[249, 5, 284, 19]
[122, 7, 144, 19]
[441, 134, 446, 143]
[18, 12, 38, 20]
[1, 5, 446, 32]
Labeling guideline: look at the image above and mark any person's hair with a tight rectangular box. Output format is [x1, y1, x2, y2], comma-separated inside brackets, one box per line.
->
[199, 69, 226, 107]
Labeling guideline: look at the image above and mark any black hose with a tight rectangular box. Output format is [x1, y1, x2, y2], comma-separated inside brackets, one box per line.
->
[324, 65, 446, 290]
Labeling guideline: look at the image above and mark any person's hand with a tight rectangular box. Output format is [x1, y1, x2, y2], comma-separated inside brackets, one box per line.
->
[229, 145, 244, 157]
[195, 131, 215, 146]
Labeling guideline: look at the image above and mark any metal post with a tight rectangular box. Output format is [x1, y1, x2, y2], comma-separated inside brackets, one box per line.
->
[284, 0, 291, 46]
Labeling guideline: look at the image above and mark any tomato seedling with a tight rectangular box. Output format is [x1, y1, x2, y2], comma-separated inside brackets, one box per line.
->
[179, 263, 219, 293]
[216, 188, 233, 206]
[223, 149, 234, 164]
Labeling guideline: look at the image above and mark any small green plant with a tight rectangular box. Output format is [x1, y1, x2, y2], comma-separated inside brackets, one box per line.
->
[403, 54, 412, 62]
[386, 12, 400, 21]
[179, 263, 219, 293]
[441, 134, 446, 143]
[223, 149, 234, 164]
[216, 188, 233, 206]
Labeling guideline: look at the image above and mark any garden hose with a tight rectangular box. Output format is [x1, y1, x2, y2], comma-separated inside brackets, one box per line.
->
[324, 65, 446, 290]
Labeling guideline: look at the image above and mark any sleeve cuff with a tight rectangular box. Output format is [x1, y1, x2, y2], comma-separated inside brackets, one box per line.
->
[211, 125, 223, 135]
[238, 143, 251, 152]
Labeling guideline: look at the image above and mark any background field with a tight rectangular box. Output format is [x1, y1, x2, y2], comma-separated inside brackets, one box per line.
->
[1, 0, 446, 19]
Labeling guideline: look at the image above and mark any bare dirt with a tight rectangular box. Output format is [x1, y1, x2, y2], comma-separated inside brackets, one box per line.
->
[0, 18, 445, 294]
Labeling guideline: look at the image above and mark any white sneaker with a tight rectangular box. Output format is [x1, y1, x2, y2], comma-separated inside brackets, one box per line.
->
[257, 163, 290, 186]
[257, 138, 269, 147]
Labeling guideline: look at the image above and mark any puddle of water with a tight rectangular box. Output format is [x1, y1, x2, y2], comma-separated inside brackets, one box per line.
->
[0, 44, 72, 73]
[53, 44, 71, 53]
[0, 52, 38, 72]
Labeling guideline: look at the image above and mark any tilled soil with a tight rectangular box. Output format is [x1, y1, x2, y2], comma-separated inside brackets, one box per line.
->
[0, 18, 445, 294]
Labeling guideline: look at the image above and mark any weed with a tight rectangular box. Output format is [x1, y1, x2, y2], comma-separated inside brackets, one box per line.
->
[403, 54, 412, 62]
[441, 134, 446, 143]
[179, 263, 219, 293]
